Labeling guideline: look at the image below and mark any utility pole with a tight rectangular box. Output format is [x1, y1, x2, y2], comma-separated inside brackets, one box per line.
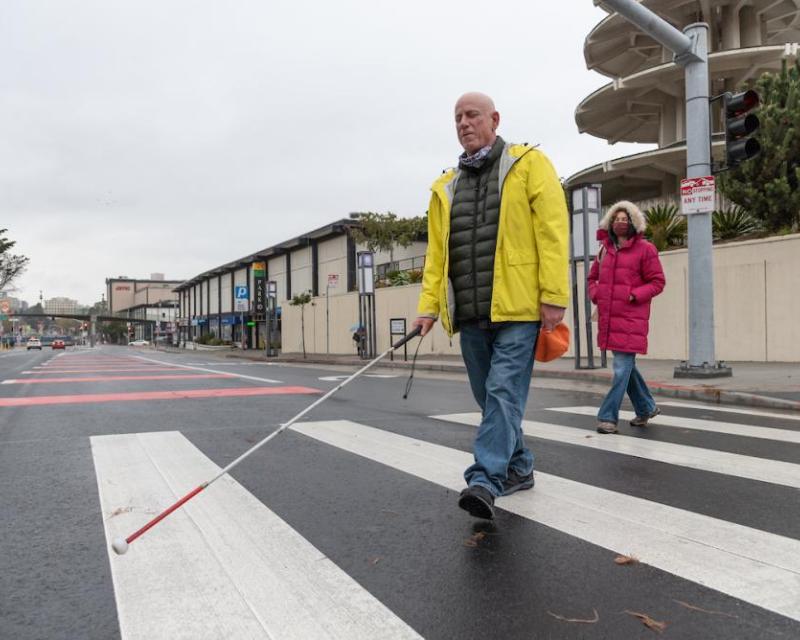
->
[599, 0, 731, 378]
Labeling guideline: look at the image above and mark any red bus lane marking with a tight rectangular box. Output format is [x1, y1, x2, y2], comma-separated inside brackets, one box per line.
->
[0, 386, 321, 407]
[2, 374, 236, 384]
[22, 368, 184, 374]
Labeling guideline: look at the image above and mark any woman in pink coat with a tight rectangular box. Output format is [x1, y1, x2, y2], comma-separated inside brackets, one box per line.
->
[588, 201, 666, 434]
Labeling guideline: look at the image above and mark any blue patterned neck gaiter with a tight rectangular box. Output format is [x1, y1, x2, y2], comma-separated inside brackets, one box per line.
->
[458, 144, 493, 169]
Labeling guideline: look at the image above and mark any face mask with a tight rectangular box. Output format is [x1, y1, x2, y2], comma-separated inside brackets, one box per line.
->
[613, 222, 630, 237]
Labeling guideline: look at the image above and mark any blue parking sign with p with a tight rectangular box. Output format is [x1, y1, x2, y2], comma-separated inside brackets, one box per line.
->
[235, 286, 248, 299]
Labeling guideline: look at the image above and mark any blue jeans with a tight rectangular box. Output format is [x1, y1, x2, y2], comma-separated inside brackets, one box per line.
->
[459, 321, 539, 496]
[597, 351, 656, 424]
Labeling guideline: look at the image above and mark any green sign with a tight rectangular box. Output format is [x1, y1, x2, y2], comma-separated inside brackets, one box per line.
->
[246, 321, 256, 327]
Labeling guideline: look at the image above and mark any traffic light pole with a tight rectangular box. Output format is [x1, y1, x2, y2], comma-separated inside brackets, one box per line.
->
[600, 1, 731, 378]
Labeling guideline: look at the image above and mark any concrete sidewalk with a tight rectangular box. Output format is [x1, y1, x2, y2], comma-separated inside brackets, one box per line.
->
[194, 346, 800, 412]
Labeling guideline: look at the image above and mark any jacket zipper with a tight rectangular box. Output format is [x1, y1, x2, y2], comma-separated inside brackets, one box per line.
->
[442, 189, 453, 335]
[602, 244, 615, 346]
[472, 174, 480, 317]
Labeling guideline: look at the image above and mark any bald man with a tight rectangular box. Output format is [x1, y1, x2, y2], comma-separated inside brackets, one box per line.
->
[413, 93, 569, 519]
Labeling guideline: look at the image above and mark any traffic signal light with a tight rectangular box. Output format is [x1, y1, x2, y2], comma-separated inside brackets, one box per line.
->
[724, 90, 760, 167]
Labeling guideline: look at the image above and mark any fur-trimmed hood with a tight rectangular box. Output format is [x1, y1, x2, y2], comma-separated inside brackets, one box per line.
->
[599, 200, 647, 234]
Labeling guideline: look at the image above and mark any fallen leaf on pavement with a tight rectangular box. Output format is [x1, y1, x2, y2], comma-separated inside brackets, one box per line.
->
[614, 554, 640, 565]
[107, 507, 133, 520]
[674, 599, 737, 618]
[463, 531, 487, 547]
[547, 608, 599, 624]
[625, 610, 667, 633]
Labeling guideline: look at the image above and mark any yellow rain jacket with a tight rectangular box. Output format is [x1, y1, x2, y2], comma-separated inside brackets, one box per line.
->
[417, 143, 570, 336]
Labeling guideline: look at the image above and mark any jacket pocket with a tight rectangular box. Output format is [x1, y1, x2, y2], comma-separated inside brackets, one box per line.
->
[507, 249, 538, 266]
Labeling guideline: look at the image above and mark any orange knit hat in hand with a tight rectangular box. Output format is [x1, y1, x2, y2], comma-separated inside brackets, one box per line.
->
[534, 323, 570, 362]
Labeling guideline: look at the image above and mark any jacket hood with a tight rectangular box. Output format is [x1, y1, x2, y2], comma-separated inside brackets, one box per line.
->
[599, 200, 647, 234]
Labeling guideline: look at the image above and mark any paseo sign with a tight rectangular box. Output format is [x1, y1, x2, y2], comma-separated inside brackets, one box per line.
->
[115, 285, 132, 291]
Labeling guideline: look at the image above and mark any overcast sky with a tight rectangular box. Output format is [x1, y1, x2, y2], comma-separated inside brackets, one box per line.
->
[1, 1, 652, 306]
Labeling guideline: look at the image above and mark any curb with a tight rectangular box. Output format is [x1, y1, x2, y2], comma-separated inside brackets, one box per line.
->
[200, 350, 800, 412]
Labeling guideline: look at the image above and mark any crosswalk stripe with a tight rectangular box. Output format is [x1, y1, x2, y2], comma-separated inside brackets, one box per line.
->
[548, 405, 800, 445]
[434, 413, 800, 489]
[134, 355, 283, 385]
[92, 431, 421, 640]
[292, 419, 800, 622]
[660, 401, 800, 422]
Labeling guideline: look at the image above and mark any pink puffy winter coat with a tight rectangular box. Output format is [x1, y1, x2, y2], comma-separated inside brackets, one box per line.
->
[587, 201, 665, 354]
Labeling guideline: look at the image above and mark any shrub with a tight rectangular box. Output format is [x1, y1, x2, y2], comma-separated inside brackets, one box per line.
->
[387, 270, 411, 287]
[712, 206, 763, 241]
[644, 203, 687, 251]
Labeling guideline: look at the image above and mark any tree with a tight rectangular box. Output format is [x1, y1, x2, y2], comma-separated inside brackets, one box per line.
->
[349, 212, 427, 265]
[718, 60, 800, 233]
[103, 321, 128, 344]
[0, 229, 30, 291]
[289, 291, 312, 358]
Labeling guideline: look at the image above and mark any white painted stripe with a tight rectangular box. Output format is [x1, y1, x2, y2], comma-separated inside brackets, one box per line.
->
[547, 405, 800, 445]
[1, 379, 14, 384]
[92, 431, 421, 640]
[133, 355, 282, 384]
[293, 419, 800, 622]
[184, 362, 272, 367]
[660, 401, 800, 422]
[319, 374, 399, 381]
[435, 413, 800, 489]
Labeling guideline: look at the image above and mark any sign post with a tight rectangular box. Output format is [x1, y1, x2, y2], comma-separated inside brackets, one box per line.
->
[389, 318, 407, 361]
[326, 274, 339, 354]
[234, 285, 249, 349]
[600, 0, 730, 378]
[252, 262, 266, 355]
[266, 280, 277, 357]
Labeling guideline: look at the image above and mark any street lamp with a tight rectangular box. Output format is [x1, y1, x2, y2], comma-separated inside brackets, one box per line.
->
[570, 184, 605, 369]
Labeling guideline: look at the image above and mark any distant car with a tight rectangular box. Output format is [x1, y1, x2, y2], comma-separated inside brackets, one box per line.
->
[26, 338, 42, 351]
[52, 339, 66, 350]
[129, 340, 150, 347]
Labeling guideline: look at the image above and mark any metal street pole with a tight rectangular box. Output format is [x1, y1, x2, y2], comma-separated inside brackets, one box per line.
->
[598, 1, 730, 378]
[326, 283, 330, 354]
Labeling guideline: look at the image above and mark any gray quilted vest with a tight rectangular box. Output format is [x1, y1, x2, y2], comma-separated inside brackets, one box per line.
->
[448, 136, 504, 325]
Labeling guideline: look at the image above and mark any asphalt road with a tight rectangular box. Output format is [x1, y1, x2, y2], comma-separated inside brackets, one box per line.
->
[1, 345, 798, 639]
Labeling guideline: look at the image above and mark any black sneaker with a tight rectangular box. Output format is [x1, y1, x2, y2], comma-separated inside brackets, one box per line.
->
[458, 485, 495, 520]
[502, 470, 535, 496]
[630, 407, 661, 427]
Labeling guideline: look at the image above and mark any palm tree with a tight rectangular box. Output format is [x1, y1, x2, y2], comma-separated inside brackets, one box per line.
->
[644, 203, 687, 251]
[712, 206, 762, 241]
